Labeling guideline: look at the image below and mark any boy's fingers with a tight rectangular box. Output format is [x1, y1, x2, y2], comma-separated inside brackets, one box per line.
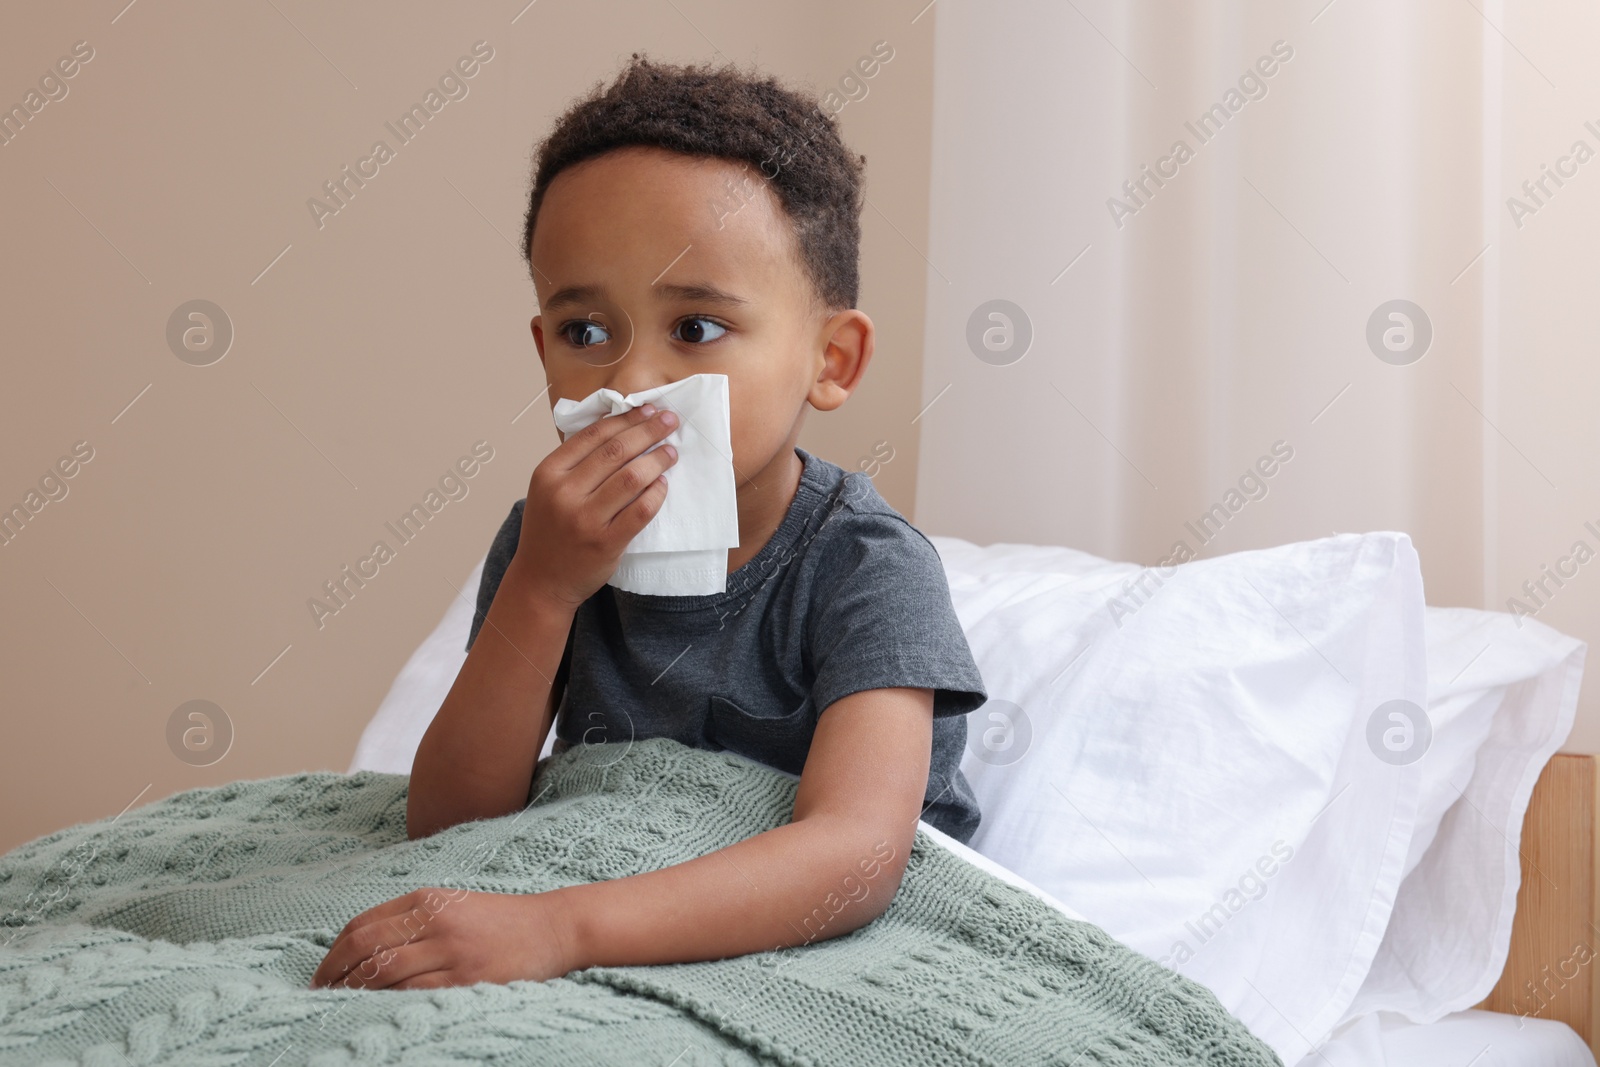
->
[597, 441, 677, 524]
[311, 895, 437, 988]
[554, 405, 659, 472]
[603, 458, 672, 538]
[337, 941, 450, 991]
[570, 407, 679, 490]
[311, 928, 377, 988]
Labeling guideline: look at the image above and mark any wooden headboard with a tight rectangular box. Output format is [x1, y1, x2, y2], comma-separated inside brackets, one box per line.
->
[1480, 753, 1600, 1057]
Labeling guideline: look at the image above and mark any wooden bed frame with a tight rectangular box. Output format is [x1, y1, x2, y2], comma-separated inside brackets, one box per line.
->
[1480, 753, 1600, 1058]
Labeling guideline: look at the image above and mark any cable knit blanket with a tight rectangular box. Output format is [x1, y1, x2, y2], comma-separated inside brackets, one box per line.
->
[0, 739, 1280, 1066]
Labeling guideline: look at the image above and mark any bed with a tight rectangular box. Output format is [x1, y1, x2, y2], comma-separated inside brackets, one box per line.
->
[0, 530, 1588, 1065]
[348, 530, 1592, 1066]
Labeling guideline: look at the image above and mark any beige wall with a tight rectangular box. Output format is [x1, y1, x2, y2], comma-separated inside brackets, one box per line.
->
[0, 2, 935, 851]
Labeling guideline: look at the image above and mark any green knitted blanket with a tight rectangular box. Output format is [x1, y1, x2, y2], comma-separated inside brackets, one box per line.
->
[0, 739, 1280, 1067]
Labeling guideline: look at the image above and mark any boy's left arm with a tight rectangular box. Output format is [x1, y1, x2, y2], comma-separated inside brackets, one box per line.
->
[310, 686, 933, 990]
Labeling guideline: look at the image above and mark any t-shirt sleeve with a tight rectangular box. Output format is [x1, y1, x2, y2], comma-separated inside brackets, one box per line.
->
[807, 510, 987, 719]
[465, 498, 525, 653]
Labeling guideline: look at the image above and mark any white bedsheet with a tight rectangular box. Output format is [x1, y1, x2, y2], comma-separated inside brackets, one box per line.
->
[1304, 1008, 1594, 1067]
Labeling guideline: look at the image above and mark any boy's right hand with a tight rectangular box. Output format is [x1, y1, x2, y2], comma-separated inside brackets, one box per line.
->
[507, 403, 680, 611]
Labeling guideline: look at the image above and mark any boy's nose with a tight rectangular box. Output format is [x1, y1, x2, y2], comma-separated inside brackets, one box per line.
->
[606, 370, 671, 397]
[604, 357, 679, 399]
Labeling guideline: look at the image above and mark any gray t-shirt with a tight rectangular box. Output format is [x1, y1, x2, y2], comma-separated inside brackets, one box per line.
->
[466, 446, 988, 841]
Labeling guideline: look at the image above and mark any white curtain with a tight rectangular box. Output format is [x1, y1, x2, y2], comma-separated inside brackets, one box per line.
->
[917, 0, 1596, 744]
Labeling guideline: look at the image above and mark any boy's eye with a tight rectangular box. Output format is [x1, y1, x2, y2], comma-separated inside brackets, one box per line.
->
[672, 317, 727, 344]
[560, 320, 611, 347]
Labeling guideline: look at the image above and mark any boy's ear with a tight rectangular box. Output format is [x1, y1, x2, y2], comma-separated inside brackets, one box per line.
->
[530, 315, 547, 369]
[808, 309, 873, 413]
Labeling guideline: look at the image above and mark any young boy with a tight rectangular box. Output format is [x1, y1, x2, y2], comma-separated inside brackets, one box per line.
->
[311, 55, 987, 992]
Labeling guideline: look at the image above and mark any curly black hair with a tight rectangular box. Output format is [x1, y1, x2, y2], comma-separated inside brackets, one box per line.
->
[522, 54, 866, 311]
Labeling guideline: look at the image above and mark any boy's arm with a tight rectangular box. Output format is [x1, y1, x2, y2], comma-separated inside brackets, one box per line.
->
[557, 684, 932, 968]
[314, 685, 933, 989]
[406, 561, 573, 840]
[406, 402, 682, 840]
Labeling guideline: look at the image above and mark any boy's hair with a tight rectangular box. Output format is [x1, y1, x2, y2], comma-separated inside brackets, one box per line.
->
[522, 54, 866, 311]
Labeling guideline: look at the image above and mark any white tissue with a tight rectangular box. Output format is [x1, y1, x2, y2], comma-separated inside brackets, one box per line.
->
[550, 373, 740, 596]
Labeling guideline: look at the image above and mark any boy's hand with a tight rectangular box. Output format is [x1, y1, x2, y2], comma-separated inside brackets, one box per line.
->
[511, 404, 680, 609]
[309, 887, 579, 990]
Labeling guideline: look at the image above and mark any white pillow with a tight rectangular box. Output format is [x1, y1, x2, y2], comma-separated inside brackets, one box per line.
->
[938, 532, 1429, 1066]
[1342, 607, 1584, 1023]
[928, 535, 1587, 1038]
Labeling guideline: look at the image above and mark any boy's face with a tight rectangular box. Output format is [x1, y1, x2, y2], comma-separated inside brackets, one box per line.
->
[528, 146, 859, 492]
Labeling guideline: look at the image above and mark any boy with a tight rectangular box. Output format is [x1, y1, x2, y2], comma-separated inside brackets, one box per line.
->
[311, 55, 987, 992]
